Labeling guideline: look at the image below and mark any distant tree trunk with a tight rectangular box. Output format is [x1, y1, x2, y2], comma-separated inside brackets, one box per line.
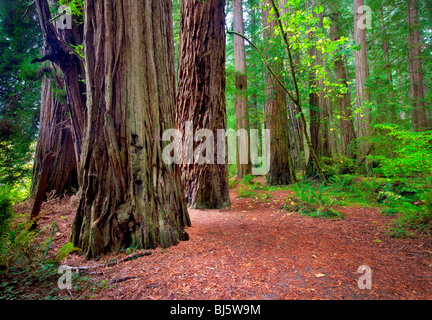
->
[31, 68, 78, 198]
[71, 0, 190, 258]
[176, 0, 230, 208]
[330, 5, 356, 159]
[407, 0, 429, 131]
[233, 0, 252, 179]
[262, 0, 296, 185]
[354, 0, 372, 167]
[281, 0, 304, 170]
[305, 0, 322, 175]
[316, 12, 332, 159]
[379, 8, 394, 100]
[34, 0, 86, 168]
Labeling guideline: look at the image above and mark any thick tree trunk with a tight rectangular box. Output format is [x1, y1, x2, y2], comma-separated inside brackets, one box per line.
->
[31, 69, 78, 198]
[330, 6, 357, 159]
[354, 0, 372, 168]
[407, 0, 429, 131]
[176, 0, 230, 208]
[71, 0, 190, 258]
[233, 0, 252, 179]
[34, 0, 86, 167]
[262, 0, 296, 185]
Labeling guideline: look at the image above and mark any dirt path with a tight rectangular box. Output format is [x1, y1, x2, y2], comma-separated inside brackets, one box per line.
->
[40, 186, 432, 300]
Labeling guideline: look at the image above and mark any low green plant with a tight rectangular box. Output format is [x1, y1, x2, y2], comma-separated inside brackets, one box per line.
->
[380, 208, 399, 216]
[284, 181, 343, 220]
[56, 242, 81, 262]
[327, 175, 354, 192]
[321, 154, 357, 177]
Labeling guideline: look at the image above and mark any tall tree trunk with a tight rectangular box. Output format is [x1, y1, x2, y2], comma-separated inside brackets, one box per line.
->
[176, 0, 230, 208]
[379, 7, 398, 123]
[233, 0, 252, 179]
[31, 67, 78, 198]
[281, 0, 304, 170]
[305, 0, 322, 175]
[33, 0, 86, 168]
[316, 12, 332, 159]
[71, 0, 191, 258]
[330, 5, 357, 159]
[354, 0, 372, 167]
[262, 0, 296, 185]
[407, 0, 429, 131]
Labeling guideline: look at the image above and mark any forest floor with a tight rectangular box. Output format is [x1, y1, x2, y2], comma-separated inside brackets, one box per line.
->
[18, 177, 432, 300]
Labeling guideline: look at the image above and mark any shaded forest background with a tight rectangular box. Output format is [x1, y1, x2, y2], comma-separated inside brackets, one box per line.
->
[0, 0, 431, 300]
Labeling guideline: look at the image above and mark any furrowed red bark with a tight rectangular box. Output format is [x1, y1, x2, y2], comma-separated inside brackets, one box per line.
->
[71, 0, 190, 258]
[262, 0, 296, 185]
[34, 0, 86, 167]
[31, 68, 78, 198]
[176, 0, 230, 208]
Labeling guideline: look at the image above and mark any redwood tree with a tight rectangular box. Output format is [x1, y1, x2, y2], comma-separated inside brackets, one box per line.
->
[71, 0, 190, 258]
[262, 0, 296, 185]
[407, 0, 429, 131]
[233, 0, 252, 179]
[33, 0, 86, 166]
[354, 0, 372, 166]
[31, 67, 78, 198]
[330, 3, 356, 159]
[176, 0, 230, 208]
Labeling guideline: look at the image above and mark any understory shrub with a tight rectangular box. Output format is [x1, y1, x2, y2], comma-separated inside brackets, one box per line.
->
[284, 181, 344, 220]
[369, 124, 432, 178]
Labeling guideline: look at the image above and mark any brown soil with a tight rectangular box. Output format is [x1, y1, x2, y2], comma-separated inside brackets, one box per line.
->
[17, 180, 432, 300]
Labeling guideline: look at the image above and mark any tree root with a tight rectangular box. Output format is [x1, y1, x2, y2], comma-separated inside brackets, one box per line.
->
[64, 251, 152, 273]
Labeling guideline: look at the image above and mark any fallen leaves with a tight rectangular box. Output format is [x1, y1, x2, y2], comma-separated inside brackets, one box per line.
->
[26, 182, 432, 300]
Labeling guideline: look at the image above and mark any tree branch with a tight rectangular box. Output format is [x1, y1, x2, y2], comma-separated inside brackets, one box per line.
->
[22, 1, 36, 20]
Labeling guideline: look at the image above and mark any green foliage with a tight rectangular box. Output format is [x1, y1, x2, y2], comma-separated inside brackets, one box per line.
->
[0, 0, 42, 186]
[284, 181, 344, 220]
[235, 175, 276, 203]
[321, 154, 357, 177]
[55, 242, 81, 262]
[0, 183, 29, 239]
[370, 124, 432, 178]
[327, 174, 354, 192]
[57, 0, 84, 25]
[324, 175, 432, 237]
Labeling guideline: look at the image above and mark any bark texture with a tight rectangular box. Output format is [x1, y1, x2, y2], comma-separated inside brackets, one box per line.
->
[407, 0, 429, 131]
[262, 0, 296, 185]
[330, 6, 356, 159]
[71, 0, 190, 258]
[34, 0, 86, 165]
[233, 0, 252, 179]
[31, 69, 78, 197]
[354, 0, 372, 166]
[176, 0, 230, 208]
